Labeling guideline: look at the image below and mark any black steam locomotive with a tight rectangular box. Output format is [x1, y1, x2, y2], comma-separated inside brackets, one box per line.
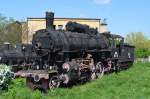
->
[0, 12, 134, 90]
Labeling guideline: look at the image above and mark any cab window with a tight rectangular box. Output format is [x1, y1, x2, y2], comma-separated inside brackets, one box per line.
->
[114, 37, 123, 47]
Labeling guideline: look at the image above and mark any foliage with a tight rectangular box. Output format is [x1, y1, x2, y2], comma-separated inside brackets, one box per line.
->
[0, 62, 150, 99]
[0, 14, 22, 46]
[135, 48, 150, 58]
[0, 64, 14, 90]
[125, 32, 150, 58]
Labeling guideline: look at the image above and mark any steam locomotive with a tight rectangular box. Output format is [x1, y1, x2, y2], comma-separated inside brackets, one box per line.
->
[0, 12, 134, 90]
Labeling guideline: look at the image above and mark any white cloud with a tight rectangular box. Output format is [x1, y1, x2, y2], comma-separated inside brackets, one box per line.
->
[93, 0, 112, 5]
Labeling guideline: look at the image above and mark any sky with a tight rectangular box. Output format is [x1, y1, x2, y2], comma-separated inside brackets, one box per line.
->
[0, 0, 150, 38]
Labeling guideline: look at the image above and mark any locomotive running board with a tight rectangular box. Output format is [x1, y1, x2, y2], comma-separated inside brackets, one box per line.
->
[15, 70, 51, 79]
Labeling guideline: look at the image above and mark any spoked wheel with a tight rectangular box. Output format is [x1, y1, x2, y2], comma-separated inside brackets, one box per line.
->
[95, 62, 104, 79]
[49, 76, 60, 89]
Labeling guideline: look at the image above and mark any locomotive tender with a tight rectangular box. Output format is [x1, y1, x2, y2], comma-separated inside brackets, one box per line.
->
[0, 12, 134, 90]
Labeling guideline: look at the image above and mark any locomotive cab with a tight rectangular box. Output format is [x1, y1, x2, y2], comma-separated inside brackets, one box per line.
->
[102, 33, 123, 58]
[110, 34, 124, 58]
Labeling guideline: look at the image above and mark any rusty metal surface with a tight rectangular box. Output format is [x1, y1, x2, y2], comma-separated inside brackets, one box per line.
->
[15, 70, 49, 79]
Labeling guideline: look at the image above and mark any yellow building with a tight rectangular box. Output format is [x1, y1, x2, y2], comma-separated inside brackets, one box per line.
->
[22, 17, 108, 44]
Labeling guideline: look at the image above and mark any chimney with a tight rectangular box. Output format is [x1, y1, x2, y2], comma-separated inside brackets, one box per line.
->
[46, 12, 54, 30]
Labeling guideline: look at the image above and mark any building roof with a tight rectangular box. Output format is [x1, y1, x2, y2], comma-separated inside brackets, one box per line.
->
[27, 17, 101, 21]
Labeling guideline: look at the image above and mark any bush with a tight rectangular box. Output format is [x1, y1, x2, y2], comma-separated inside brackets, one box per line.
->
[125, 32, 150, 58]
[135, 48, 150, 58]
[0, 64, 14, 90]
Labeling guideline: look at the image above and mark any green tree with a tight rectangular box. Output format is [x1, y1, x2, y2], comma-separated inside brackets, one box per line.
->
[0, 14, 22, 46]
[5, 21, 22, 44]
[125, 32, 150, 58]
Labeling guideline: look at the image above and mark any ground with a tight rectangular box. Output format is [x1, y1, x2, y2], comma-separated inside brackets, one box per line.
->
[0, 62, 150, 99]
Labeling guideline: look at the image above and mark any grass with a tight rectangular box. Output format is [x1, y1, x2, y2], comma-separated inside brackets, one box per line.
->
[0, 62, 150, 99]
